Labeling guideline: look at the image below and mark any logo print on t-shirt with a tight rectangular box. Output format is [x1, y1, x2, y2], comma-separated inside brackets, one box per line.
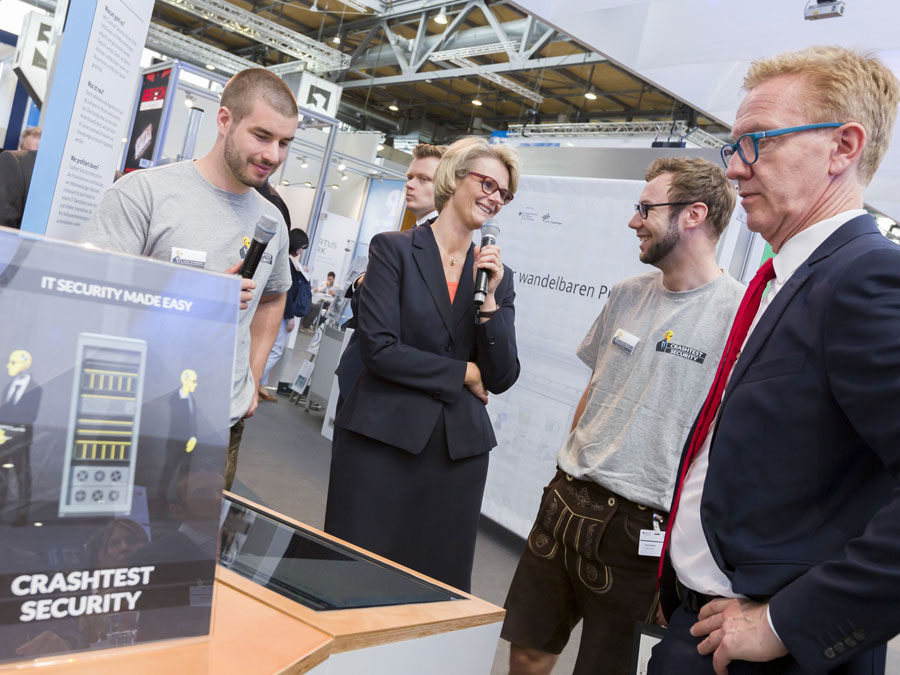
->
[655, 330, 707, 364]
[238, 236, 273, 264]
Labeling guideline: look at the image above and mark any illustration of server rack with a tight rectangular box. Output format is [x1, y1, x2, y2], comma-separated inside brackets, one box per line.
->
[59, 334, 147, 517]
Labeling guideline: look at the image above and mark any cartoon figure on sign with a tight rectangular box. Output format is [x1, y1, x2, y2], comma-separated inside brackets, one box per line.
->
[0, 349, 41, 522]
[158, 369, 198, 505]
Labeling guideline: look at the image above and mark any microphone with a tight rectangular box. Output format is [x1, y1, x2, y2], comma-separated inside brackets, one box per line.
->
[240, 214, 279, 279]
[474, 219, 501, 306]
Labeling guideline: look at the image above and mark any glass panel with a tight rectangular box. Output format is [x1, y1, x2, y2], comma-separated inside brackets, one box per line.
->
[219, 496, 463, 610]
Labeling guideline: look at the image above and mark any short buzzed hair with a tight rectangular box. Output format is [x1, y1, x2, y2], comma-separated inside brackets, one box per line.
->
[744, 46, 900, 185]
[412, 143, 447, 160]
[221, 68, 298, 123]
[645, 157, 736, 240]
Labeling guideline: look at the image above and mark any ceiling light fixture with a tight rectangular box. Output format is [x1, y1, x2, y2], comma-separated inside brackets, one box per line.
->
[330, 184, 340, 190]
[332, 35, 341, 44]
[388, 101, 399, 111]
[205, 64, 216, 71]
[299, 157, 309, 168]
[434, 8, 448, 25]
[341, 172, 349, 181]
[472, 98, 483, 106]
[337, 162, 346, 171]
[377, 144, 385, 151]
[304, 181, 313, 187]
[584, 90, 598, 100]
[184, 94, 195, 108]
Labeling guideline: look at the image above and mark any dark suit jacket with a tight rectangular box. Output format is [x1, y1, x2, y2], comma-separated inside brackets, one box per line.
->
[335, 224, 519, 458]
[0, 377, 41, 427]
[335, 217, 436, 408]
[0, 150, 36, 230]
[662, 215, 900, 672]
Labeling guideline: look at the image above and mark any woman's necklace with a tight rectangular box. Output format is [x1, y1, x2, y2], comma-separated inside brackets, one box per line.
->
[435, 239, 464, 267]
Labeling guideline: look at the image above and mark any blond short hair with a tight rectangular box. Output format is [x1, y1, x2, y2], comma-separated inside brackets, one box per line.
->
[221, 68, 298, 123]
[645, 157, 736, 240]
[412, 143, 447, 160]
[433, 137, 520, 213]
[744, 46, 899, 185]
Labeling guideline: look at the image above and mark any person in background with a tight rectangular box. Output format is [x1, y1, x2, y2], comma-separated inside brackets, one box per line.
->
[18, 127, 41, 152]
[80, 68, 298, 491]
[654, 46, 900, 675]
[258, 229, 310, 402]
[324, 137, 520, 593]
[0, 127, 41, 229]
[335, 143, 447, 410]
[316, 271, 336, 296]
[503, 158, 743, 675]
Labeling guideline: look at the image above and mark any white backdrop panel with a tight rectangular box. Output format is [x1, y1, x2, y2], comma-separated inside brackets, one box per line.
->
[484, 175, 649, 537]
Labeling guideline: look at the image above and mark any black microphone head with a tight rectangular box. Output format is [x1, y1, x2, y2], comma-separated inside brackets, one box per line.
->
[481, 219, 500, 244]
[253, 214, 279, 244]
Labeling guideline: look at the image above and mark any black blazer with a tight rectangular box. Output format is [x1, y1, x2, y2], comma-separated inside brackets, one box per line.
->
[662, 215, 900, 672]
[336, 217, 437, 403]
[0, 150, 36, 230]
[335, 224, 518, 459]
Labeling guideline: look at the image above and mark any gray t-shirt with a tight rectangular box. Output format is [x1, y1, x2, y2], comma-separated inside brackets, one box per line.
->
[557, 269, 744, 510]
[80, 161, 291, 424]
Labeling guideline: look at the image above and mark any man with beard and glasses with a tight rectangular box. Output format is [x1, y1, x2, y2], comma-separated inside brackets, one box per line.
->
[82, 68, 298, 491]
[502, 157, 743, 675]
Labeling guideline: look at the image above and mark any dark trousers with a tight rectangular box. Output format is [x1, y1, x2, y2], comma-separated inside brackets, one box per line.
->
[224, 420, 244, 491]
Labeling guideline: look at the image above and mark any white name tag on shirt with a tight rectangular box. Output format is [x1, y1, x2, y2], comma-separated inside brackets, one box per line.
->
[612, 328, 641, 354]
[638, 529, 665, 557]
[171, 247, 207, 269]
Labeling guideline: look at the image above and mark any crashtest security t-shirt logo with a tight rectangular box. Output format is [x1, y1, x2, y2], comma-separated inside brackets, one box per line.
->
[655, 330, 707, 364]
[239, 237, 273, 265]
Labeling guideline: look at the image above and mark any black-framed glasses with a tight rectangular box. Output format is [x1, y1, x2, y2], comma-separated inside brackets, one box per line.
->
[720, 122, 844, 168]
[634, 201, 694, 219]
[468, 171, 514, 205]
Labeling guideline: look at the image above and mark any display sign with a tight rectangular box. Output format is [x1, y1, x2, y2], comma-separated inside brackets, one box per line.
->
[123, 66, 172, 173]
[0, 229, 238, 662]
[12, 11, 53, 107]
[22, 0, 154, 238]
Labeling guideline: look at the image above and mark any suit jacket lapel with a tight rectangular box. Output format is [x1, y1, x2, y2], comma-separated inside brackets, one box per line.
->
[453, 245, 476, 327]
[411, 225, 455, 336]
[720, 214, 879, 408]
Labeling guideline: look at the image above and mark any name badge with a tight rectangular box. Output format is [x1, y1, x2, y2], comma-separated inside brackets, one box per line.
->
[612, 328, 640, 354]
[171, 247, 207, 269]
[638, 514, 665, 557]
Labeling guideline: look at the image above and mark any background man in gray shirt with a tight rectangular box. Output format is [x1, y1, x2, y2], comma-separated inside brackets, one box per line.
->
[81, 68, 298, 490]
[502, 157, 744, 675]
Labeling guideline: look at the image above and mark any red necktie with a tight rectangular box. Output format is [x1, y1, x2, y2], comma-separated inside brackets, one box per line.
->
[659, 259, 776, 577]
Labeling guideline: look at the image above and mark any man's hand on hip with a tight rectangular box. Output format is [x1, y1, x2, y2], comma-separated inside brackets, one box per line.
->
[691, 598, 788, 675]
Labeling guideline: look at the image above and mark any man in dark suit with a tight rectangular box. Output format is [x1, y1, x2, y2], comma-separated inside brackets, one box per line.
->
[0, 149, 37, 229]
[0, 349, 41, 522]
[653, 47, 900, 674]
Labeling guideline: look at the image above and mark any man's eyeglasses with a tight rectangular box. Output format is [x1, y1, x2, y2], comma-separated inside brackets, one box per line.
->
[468, 171, 514, 205]
[720, 123, 844, 168]
[634, 201, 694, 219]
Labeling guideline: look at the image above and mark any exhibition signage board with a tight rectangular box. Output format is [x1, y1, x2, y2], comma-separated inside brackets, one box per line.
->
[482, 175, 649, 537]
[22, 0, 153, 238]
[122, 65, 172, 173]
[0, 229, 238, 663]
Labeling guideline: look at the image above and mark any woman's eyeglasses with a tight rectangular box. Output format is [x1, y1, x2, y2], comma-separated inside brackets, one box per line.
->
[467, 171, 514, 205]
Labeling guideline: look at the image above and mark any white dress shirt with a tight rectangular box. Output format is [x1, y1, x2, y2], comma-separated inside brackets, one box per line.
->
[415, 210, 438, 226]
[5, 373, 31, 405]
[670, 210, 866, 605]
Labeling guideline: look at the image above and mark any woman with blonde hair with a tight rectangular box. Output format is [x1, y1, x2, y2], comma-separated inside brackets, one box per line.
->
[325, 137, 521, 591]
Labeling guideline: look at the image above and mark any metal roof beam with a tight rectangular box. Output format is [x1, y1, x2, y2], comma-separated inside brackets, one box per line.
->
[340, 52, 607, 88]
[155, 0, 349, 72]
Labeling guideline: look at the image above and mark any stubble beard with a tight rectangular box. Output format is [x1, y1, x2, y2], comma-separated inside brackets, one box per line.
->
[641, 215, 681, 266]
[223, 129, 272, 189]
